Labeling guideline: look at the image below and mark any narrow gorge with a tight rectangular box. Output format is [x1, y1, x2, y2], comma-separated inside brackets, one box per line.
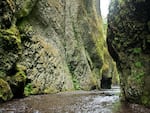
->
[0, 0, 150, 112]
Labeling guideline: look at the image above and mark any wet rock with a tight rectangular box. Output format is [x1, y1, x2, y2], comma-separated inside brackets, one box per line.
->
[107, 0, 150, 107]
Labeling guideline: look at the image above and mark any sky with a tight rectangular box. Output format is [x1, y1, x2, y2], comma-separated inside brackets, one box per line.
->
[100, 0, 111, 18]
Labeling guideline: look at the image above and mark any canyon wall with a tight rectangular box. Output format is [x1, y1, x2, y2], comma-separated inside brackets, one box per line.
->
[107, 0, 150, 107]
[0, 0, 118, 101]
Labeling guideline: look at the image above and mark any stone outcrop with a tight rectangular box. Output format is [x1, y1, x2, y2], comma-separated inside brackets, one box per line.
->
[107, 0, 150, 107]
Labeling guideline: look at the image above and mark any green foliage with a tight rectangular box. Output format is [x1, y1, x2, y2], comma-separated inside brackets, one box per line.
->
[24, 83, 40, 96]
[15, 0, 38, 18]
[133, 48, 141, 54]
[136, 72, 145, 83]
[17, 18, 33, 43]
[13, 71, 26, 83]
[0, 78, 13, 101]
[134, 61, 142, 68]
[72, 76, 81, 90]
[0, 26, 21, 51]
[10, 64, 27, 86]
[4, 64, 27, 98]
[24, 83, 33, 96]
[118, 0, 124, 3]
[0, 70, 6, 79]
[141, 91, 150, 106]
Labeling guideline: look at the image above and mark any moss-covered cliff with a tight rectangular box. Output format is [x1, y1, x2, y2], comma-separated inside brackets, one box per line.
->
[107, 0, 150, 107]
[0, 0, 118, 101]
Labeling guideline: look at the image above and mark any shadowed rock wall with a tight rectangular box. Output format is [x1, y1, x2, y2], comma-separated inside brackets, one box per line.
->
[107, 0, 150, 107]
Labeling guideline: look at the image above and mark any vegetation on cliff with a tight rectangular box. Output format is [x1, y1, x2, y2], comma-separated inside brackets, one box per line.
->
[0, 0, 119, 102]
[107, 0, 150, 107]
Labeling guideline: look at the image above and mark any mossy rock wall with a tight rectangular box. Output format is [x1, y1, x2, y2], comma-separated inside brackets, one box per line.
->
[107, 0, 150, 107]
[0, 0, 118, 101]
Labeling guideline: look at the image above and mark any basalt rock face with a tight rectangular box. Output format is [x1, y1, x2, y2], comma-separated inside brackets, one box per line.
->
[0, 0, 109, 101]
[107, 0, 150, 107]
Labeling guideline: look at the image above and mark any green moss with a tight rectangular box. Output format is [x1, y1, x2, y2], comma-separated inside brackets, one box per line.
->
[134, 61, 142, 68]
[0, 78, 13, 101]
[17, 18, 33, 41]
[24, 83, 33, 96]
[10, 64, 27, 85]
[44, 87, 58, 94]
[108, 0, 150, 107]
[16, 0, 37, 18]
[0, 26, 21, 51]
[16, 64, 27, 72]
[141, 91, 150, 106]
[17, 19, 32, 33]
[72, 76, 81, 90]
[136, 72, 145, 81]
[4, 64, 27, 98]
[2, 26, 20, 43]
[24, 83, 38, 96]
[118, 0, 123, 3]
[102, 63, 109, 75]
[95, 24, 105, 63]
[131, 70, 145, 83]
[133, 48, 142, 54]
[12, 70, 26, 84]
[0, 70, 6, 79]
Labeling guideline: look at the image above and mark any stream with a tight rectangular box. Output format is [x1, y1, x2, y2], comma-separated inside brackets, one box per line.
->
[0, 86, 150, 113]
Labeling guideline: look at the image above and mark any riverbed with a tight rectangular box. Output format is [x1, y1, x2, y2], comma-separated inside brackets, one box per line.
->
[0, 86, 150, 113]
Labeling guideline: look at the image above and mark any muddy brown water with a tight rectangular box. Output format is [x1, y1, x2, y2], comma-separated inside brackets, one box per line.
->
[0, 86, 150, 113]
